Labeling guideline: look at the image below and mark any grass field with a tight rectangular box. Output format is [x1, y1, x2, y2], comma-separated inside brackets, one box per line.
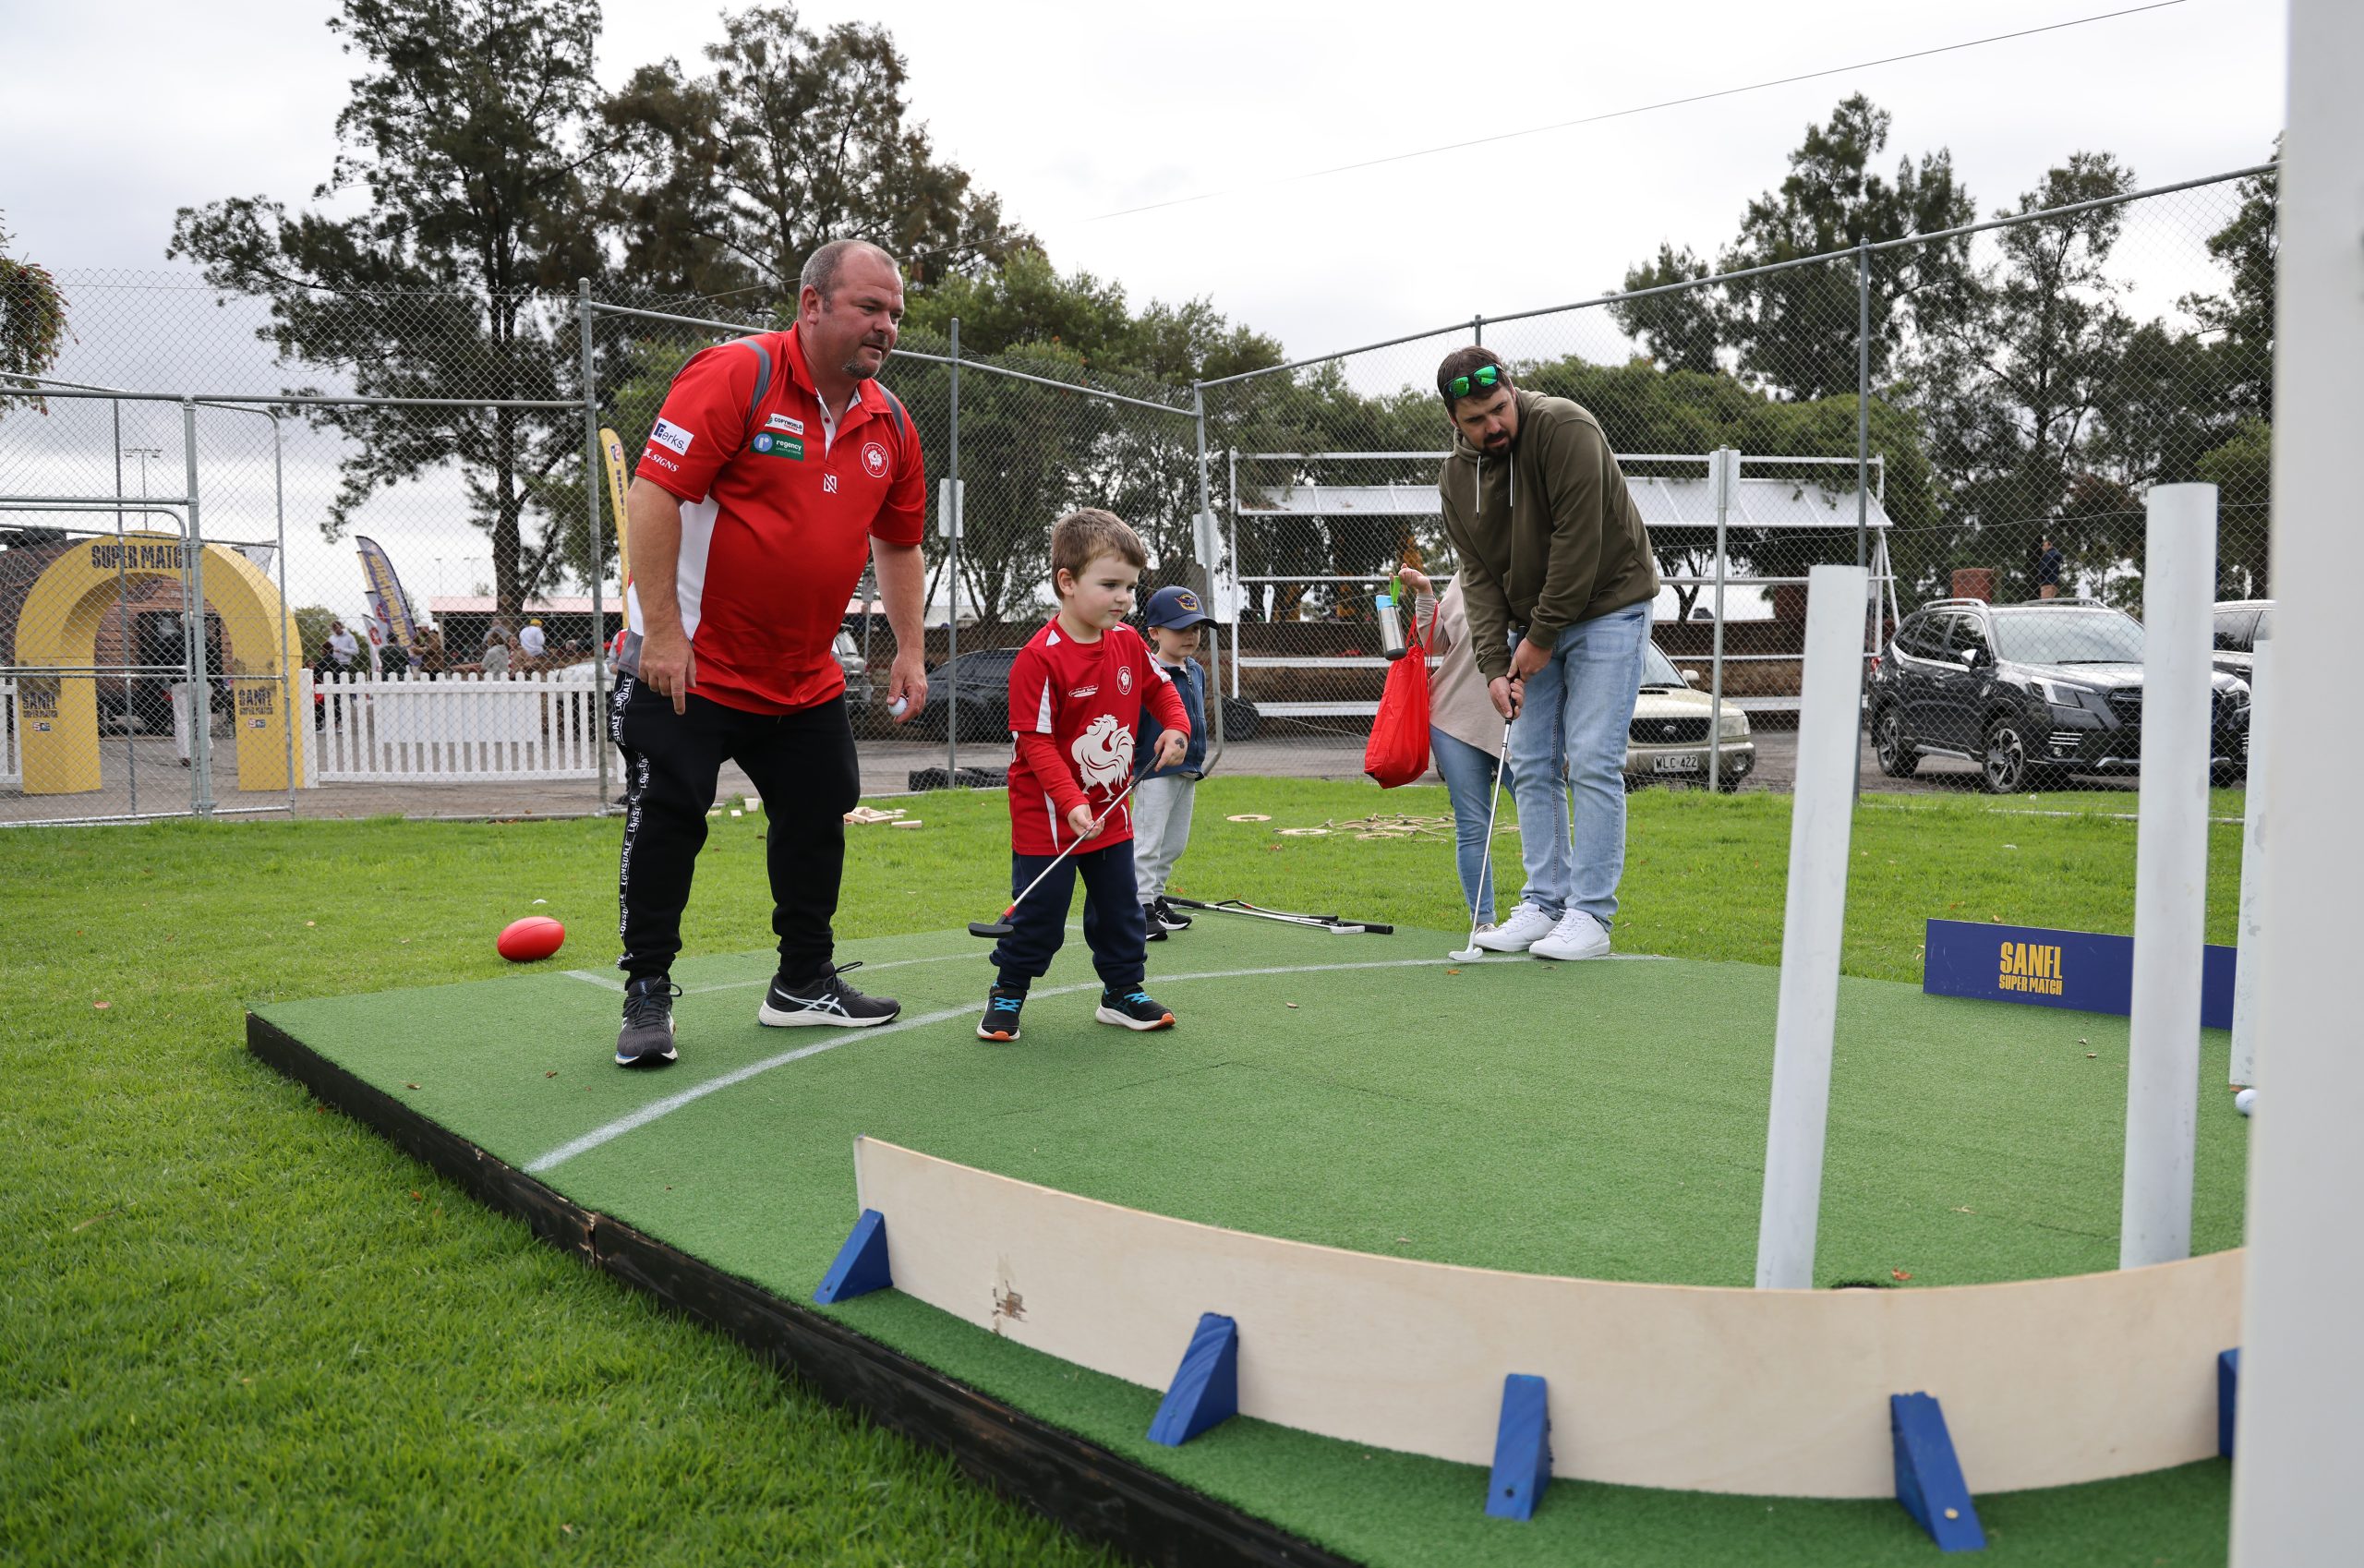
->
[2, 779, 2249, 1565]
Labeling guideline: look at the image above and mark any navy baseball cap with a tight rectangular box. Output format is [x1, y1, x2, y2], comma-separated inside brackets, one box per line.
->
[1143, 585, 1214, 630]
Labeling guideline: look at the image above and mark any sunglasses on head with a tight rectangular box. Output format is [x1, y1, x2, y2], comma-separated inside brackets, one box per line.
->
[1448, 364, 1505, 400]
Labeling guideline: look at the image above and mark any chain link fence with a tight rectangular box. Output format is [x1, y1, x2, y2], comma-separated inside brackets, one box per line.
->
[1, 163, 2272, 825]
[1201, 162, 2274, 802]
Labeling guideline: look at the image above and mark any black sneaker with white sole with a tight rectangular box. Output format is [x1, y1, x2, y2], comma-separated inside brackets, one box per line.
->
[1094, 987, 1176, 1031]
[757, 961, 900, 1028]
[976, 985, 1027, 1042]
[616, 977, 681, 1067]
[1153, 897, 1191, 931]
[1142, 905, 1168, 942]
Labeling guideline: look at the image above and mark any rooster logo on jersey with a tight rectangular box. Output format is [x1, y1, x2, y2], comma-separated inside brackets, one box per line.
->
[1072, 713, 1134, 794]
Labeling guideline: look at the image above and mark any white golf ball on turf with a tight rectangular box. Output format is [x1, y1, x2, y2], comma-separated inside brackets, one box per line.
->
[2234, 1088, 2256, 1117]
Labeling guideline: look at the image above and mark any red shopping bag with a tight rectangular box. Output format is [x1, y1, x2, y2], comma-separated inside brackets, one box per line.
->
[1363, 601, 1433, 789]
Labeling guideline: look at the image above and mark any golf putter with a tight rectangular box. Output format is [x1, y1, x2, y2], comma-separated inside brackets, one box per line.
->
[1451, 716, 1516, 961]
[969, 775, 1150, 938]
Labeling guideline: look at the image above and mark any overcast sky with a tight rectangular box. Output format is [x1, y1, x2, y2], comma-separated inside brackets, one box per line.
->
[0, 0, 2289, 621]
[3, 0, 2286, 350]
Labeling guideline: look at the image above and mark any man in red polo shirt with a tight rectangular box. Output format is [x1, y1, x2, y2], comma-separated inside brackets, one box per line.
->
[610, 238, 927, 1068]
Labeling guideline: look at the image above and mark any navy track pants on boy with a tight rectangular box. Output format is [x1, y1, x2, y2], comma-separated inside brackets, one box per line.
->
[991, 840, 1148, 993]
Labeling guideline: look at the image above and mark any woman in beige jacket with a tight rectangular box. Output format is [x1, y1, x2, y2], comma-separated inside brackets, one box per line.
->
[1398, 566, 1518, 931]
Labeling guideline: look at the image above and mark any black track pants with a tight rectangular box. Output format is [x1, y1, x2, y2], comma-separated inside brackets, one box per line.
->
[612, 675, 861, 985]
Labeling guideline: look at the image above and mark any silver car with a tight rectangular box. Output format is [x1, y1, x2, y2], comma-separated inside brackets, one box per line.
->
[1624, 641, 1755, 789]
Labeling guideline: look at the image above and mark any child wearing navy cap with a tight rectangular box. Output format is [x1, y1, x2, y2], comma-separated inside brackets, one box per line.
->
[1133, 585, 1214, 940]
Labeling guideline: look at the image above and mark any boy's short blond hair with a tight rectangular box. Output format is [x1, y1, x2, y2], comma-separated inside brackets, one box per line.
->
[1050, 508, 1148, 596]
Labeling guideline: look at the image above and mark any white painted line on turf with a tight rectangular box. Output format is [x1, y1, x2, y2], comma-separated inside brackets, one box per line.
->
[563, 970, 625, 991]
[525, 954, 1556, 1175]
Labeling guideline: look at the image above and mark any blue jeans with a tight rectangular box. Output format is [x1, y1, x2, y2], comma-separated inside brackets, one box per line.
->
[1430, 726, 1516, 923]
[1505, 602, 1651, 925]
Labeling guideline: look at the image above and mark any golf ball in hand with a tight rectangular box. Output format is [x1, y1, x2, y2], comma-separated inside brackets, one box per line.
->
[2234, 1088, 2256, 1117]
[888, 696, 910, 718]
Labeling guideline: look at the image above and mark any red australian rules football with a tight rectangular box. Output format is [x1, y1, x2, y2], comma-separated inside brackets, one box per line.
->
[496, 915, 566, 962]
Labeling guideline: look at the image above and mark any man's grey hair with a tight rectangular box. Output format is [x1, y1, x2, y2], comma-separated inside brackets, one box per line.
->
[800, 239, 899, 305]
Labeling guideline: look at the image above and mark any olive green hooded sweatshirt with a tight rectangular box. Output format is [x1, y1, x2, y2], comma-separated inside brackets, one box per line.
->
[1439, 390, 1659, 682]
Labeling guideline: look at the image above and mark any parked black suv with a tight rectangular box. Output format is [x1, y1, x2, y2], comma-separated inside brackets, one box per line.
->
[1865, 598, 2250, 792]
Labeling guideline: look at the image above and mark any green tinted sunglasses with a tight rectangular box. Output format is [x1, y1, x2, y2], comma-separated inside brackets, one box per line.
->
[1448, 364, 1505, 399]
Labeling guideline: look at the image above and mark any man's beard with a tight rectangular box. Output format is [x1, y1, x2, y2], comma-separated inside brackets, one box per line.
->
[842, 356, 882, 381]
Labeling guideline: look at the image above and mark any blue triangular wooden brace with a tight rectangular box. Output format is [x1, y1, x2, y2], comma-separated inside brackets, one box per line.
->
[1147, 1313, 1238, 1446]
[812, 1208, 891, 1304]
[1485, 1373, 1552, 1521]
[2218, 1348, 2241, 1458]
[1891, 1392, 1987, 1551]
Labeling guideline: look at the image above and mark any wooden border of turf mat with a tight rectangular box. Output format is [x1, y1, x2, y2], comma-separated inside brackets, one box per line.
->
[244, 1011, 1361, 1568]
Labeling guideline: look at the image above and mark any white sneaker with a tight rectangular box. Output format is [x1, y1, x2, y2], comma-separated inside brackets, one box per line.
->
[1531, 910, 1611, 961]
[1473, 902, 1556, 953]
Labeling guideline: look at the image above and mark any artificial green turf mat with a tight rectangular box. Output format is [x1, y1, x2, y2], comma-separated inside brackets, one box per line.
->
[256, 916, 2245, 1565]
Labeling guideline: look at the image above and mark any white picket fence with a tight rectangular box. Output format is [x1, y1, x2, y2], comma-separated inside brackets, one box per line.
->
[306, 670, 615, 783]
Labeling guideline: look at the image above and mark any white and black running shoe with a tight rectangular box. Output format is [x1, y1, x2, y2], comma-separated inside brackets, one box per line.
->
[1151, 897, 1191, 932]
[616, 977, 681, 1067]
[1142, 905, 1168, 942]
[757, 961, 901, 1028]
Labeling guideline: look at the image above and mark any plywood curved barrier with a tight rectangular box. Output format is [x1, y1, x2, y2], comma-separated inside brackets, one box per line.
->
[853, 1138, 2241, 1499]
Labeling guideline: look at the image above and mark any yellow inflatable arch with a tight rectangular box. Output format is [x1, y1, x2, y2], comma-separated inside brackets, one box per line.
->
[13, 533, 305, 794]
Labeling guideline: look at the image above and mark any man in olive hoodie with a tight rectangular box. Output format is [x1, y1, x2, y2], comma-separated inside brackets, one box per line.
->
[1436, 348, 1658, 960]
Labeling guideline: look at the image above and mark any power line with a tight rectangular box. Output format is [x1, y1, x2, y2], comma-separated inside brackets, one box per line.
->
[1087, 1, 2191, 223]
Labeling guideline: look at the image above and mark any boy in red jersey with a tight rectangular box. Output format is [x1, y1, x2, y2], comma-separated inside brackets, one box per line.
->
[980, 510, 1192, 1042]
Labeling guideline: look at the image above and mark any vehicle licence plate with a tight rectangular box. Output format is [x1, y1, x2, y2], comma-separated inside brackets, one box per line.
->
[1652, 754, 1703, 774]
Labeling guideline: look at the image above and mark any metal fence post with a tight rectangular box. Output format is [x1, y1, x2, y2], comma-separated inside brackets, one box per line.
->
[579, 281, 609, 813]
[1192, 380, 1224, 771]
[1855, 239, 1872, 802]
[271, 408, 293, 817]
[947, 316, 960, 784]
[182, 396, 213, 814]
[1708, 448, 1733, 794]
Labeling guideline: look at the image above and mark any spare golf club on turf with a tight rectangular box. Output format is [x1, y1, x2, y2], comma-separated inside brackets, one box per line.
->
[1162, 897, 1394, 935]
[1451, 715, 1516, 961]
[968, 776, 1149, 938]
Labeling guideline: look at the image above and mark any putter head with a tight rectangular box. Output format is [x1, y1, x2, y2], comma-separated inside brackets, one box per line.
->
[968, 921, 1014, 939]
[1449, 947, 1483, 962]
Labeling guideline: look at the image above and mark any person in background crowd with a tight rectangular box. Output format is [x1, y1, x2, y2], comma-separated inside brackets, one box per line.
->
[326, 619, 359, 669]
[519, 618, 547, 659]
[2036, 536, 2065, 599]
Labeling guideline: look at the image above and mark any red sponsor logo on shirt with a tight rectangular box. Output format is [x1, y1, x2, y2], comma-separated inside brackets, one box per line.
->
[861, 440, 889, 478]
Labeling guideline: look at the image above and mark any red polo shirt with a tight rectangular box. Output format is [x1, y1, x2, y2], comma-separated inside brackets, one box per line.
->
[630, 326, 925, 714]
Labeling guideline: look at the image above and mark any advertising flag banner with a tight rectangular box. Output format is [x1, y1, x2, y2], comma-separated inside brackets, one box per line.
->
[355, 536, 420, 668]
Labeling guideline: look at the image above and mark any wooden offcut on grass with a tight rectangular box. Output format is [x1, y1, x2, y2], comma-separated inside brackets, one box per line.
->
[0, 780, 2243, 1565]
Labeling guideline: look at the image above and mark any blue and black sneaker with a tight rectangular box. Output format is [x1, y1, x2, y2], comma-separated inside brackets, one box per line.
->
[976, 985, 1028, 1042]
[1095, 987, 1176, 1031]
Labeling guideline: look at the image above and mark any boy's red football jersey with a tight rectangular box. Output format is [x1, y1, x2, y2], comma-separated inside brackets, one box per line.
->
[1006, 618, 1186, 857]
